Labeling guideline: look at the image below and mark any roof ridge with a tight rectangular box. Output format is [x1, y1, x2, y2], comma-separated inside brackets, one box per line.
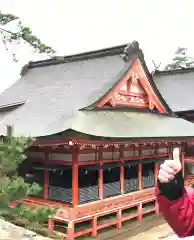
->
[0, 101, 26, 110]
[29, 44, 127, 68]
[20, 40, 143, 76]
[154, 67, 194, 76]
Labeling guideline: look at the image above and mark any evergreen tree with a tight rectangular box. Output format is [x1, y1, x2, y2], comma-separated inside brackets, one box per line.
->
[0, 125, 38, 210]
[165, 47, 194, 70]
[0, 126, 57, 236]
[0, 11, 55, 61]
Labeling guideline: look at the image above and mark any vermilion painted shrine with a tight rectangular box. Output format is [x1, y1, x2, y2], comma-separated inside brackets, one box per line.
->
[1, 41, 194, 239]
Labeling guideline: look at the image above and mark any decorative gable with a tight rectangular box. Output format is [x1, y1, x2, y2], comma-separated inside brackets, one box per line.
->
[95, 59, 167, 114]
[112, 71, 149, 108]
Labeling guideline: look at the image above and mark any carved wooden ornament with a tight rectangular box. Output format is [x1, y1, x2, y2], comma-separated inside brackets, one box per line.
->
[95, 59, 167, 113]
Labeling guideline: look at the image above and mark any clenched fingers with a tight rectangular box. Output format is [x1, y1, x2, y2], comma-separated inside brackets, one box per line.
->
[158, 173, 169, 183]
[158, 168, 175, 182]
[160, 163, 176, 175]
[158, 162, 177, 183]
[163, 160, 181, 173]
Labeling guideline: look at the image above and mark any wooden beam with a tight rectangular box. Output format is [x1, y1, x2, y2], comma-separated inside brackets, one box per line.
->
[33, 137, 189, 148]
[95, 67, 133, 107]
[78, 153, 169, 166]
[95, 59, 167, 113]
[33, 138, 71, 147]
[137, 59, 167, 113]
[72, 146, 79, 206]
[30, 158, 72, 166]
[79, 145, 169, 154]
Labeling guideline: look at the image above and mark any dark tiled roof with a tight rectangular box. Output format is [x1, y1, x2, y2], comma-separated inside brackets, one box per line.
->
[0, 44, 129, 108]
[0, 44, 132, 137]
[153, 68, 194, 112]
[0, 41, 184, 138]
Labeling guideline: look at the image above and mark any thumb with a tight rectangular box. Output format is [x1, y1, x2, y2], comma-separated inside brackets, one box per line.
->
[173, 147, 181, 165]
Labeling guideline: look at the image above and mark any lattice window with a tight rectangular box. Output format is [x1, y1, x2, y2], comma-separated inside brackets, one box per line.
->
[103, 167, 120, 198]
[78, 167, 98, 203]
[124, 163, 138, 193]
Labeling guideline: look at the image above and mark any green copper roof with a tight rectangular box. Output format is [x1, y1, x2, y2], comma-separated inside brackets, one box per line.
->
[69, 111, 194, 139]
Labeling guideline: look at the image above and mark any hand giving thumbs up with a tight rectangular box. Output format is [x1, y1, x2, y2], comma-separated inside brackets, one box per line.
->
[158, 148, 182, 183]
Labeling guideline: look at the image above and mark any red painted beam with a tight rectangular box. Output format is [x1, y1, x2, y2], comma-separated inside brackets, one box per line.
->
[33, 138, 73, 146]
[33, 138, 191, 148]
[30, 158, 72, 166]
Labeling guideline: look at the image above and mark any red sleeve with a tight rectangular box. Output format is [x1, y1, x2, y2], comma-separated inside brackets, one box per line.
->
[156, 186, 194, 238]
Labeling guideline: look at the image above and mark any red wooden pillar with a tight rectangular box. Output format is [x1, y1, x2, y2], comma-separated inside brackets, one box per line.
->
[99, 169, 103, 200]
[116, 209, 122, 229]
[72, 145, 79, 207]
[138, 164, 142, 190]
[98, 146, 103, 200]
[120, 166, 124, 194]
[138, 203, 142, 220]
[154, 162, 159, 185]
[182, 151, 185, 178]
[154, 161, 159, 214]
[120, 145, 124, 194]
[48, 218, 54, 232]
[67, 221, 75, 240]
[44, 151, 49, 200]
[91, 216, 97, 237]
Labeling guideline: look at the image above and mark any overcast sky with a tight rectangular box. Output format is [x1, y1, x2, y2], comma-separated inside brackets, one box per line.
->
[0, 0, 194, 92]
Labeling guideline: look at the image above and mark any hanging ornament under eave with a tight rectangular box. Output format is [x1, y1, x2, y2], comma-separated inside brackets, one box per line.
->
[80, 145, 85, 150]
[91, 144, 96, 149]
[68, 141, 73, 146]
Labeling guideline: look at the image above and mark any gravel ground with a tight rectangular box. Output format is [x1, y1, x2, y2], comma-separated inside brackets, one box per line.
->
[0, 218, 184, 240]
[93, 215, 171, 240]
[129, 223, 177, 240]
[0, 219, 50, 240]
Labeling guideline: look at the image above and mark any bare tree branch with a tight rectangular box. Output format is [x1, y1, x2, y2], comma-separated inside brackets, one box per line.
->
[0, 11, 55, 62]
